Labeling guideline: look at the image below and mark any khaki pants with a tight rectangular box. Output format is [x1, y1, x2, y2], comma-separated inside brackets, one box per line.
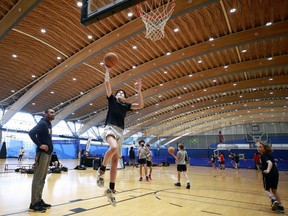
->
[31, 151, 51, 204]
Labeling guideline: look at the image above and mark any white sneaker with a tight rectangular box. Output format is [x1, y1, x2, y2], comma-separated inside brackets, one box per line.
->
[104, 188, 116, 206]
[97, 169, 105, 187]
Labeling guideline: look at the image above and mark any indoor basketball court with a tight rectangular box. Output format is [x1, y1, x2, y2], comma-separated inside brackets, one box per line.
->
[0, 0, 287, 215]
[1, 158, 288, 216]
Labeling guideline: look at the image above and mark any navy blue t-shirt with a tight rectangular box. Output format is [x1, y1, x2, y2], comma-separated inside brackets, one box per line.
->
[29, 117, 53, 155]
[105, 95, 132, 129]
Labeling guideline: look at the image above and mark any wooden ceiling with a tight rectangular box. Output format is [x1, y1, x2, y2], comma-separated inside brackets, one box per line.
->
[0, 0, 287, 139]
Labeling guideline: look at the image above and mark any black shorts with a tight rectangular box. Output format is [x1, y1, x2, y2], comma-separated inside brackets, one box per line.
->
[263, 173, 279, 190]
[138, 158, 147, 165]
[147, 161, 152, 167]
[177, 164, 187, 172]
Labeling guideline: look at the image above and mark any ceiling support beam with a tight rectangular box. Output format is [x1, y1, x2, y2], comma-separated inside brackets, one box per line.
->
[74, 21, 288, 134]
[0, 17, 144, 126]
[0, 0, 43, 40]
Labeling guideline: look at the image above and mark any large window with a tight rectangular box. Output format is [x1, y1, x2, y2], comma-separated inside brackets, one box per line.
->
[4, 112, 36, 131]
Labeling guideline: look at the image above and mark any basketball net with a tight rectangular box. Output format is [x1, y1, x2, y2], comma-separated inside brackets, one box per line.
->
[137, 0, 176, 41]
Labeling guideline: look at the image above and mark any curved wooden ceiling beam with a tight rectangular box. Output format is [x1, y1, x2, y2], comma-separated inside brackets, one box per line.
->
[125, 56, 288, 124]
[126, 76, 288, 127]
[50, 0, 219, 127]
[154, 101, 286, 137]
[153, 107, 286, 146]
[73, 24, 288, 133]
[126, 90, 287, 138]
[77, 54, 287, 134]
[0, 0, 42, 40]
[143, 111, 287, 147]
[0, 17, 145, 126]
[5, 0, 209, 124]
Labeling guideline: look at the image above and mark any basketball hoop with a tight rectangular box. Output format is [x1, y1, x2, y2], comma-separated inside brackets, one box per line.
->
[137, 0, 176, 41]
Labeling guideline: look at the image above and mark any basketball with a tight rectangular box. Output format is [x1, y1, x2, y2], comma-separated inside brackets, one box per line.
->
[104, 52, 119, 68]
[168, 146, 175, 154]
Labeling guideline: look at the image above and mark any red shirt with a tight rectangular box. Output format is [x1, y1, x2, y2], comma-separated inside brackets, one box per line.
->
[253, 154, 260, 162]
[219, 154, 225, 162]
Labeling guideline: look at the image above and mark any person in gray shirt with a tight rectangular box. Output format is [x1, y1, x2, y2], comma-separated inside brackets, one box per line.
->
[169, 144, 190, 189]
[137, 140, 149, 181]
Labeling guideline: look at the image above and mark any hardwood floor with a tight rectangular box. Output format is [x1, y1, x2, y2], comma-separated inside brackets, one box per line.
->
[0, 158, 287, 216]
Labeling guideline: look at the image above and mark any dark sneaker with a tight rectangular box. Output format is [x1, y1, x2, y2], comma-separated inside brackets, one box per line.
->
[186, 182, 190, 189]
[104, 188, 116, 206]
[174, 182, 181, 187]
[97, 169, 105, 187]
[40, 199, 51, 209]
[139, 177, 143, 181]
[277, 206, 285, 213]
[28, 202, 46, 213]
[146, 176, 149, 181]
[271, 200, 279, 211]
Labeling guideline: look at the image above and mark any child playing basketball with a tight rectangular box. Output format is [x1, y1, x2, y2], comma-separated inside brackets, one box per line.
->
[169, 144, 190, 189]
[97, 65, 144, 206]
[146, 144, 153, 180]
[257, 142, 285, 213]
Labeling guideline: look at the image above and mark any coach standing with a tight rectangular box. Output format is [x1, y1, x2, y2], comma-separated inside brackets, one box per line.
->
[28, 109, 55, 212]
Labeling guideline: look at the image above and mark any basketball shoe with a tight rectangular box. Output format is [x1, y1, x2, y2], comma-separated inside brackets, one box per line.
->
[104, 188, 116, 206]
[97, 169, 105, 187]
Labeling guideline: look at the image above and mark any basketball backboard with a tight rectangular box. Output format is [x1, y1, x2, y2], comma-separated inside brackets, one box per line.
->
[81, 0, 145, 26]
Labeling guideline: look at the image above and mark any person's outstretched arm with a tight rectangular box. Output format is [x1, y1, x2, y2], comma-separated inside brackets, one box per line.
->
[131, 78, 144, 110]
[104, 66, 112, 97]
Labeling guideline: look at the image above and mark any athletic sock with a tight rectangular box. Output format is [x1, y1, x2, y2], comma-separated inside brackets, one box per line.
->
[100, 165, 106, 172]
[109, 182, 115, 190]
